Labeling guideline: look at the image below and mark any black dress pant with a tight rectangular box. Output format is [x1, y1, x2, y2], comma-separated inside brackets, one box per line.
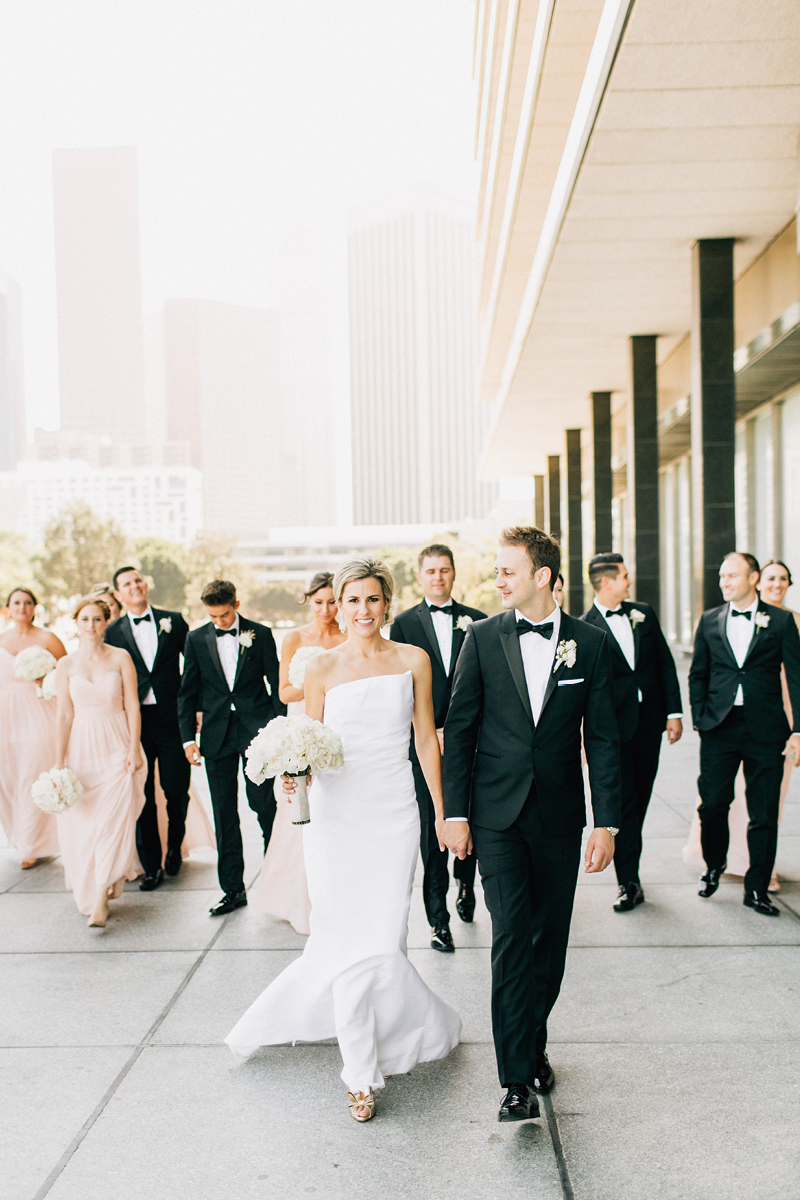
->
[698, 708, 784, 893]
[473, 784, 582, 1087]
[204, 714, 277, 894]
[614, 725, 664, 885]
[412, 758, 477, 928]
[138, 706, 191, 877]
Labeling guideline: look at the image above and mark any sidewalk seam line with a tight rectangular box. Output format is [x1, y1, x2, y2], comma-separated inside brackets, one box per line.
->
[543, 1092, 575, 1200]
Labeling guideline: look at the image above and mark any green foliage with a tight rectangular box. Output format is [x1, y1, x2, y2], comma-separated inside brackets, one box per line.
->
[34, 504, 131, 611]
[378, 535, 502, 619]
[133, 538, 189, 612]
[183, 531, 258, 622]
[0, 530, 36, 609]
[378, 545, 424, 612]
[249, 582, 306, 625]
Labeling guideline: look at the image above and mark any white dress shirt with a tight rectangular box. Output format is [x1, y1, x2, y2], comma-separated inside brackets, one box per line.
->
[129, 606, 158, 704]
[427, 598, 454, 676]
[726, 596, 758, 705]
[594, 597, 635, 669]
[516, 604, 560, 724]
[216, 615, 241, 691]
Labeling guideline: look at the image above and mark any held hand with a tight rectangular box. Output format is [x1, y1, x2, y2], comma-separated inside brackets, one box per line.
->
[184, 742, 202, 765]
[435, 728, 445, 755]
[784, 732, 800, 768]
[441, 819, 472, 860]
[666, 717, 683, 745]
[584, 827, 615, 873]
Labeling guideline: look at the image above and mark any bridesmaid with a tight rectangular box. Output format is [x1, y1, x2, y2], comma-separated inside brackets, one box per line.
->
[255, 573, 346, 934]
[88, 583, 123, 624]
[54, 597, 146, 926]
[0, 588, 66, 868]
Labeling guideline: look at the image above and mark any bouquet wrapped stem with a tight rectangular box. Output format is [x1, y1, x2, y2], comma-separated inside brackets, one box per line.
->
[286, 770, 311, 825]
[245, 715, 344, 826]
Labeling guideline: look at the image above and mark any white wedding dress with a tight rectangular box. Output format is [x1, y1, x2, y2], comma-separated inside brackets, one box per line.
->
[225, 670, 461, 1091]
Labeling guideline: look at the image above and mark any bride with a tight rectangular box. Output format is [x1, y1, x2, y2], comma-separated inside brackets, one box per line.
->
[226, 556, 462, 1121]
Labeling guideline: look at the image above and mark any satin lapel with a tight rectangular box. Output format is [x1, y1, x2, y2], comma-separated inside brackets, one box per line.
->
[499, 611, 534, 727]
[589, 606, 631, 673]
[119, 616, 147, 675]
[743, 600, 766, 663]
[232, 619, 252, 687]
[416, 604, 446, 675]
[715, 605, 738, 669]
[205, 622, 230, 689]
[150, 608, 166, 672]
[626, 603, 643, 667]
[538, 612, 570, 721]
[449, 603, 466, 674]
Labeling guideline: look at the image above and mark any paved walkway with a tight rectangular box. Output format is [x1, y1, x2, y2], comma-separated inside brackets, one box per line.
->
[3, 701, 800, 1200]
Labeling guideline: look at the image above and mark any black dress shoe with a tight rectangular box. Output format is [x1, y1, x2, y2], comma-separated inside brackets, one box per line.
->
[533, 1052, 555, 1095]
[698, 865, 725, 898]
[209, 890, 247, 916]
[139, 868, 164, 892]
[613, 881, 644, 912]
[431, 925, 455, 952]
[455, 882, 475, 923]
[743, 890, 780, 916]
[498, 1084, 540, 1122]
[164, 849, 182, 877]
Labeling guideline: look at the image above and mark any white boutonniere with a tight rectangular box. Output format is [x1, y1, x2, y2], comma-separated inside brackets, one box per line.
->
[455, 614, 473, 632]
[628, 608, 645, 627]
[158, 617, 172, 635]
[553, 639, 577, 672]
[754, 612, 770, 631]
[238, 628, 255, 649]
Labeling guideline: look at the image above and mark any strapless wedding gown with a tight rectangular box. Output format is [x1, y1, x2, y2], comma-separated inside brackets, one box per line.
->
[226, 671, 461, 1091]
[0, 648, 60, 860]
[58, 673, 147, 915]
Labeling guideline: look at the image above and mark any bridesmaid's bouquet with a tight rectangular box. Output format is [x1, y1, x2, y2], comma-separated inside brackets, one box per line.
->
[14, 646, 58, 697]
[287, 644, 324, 690]
[245, 715, 344, 825]
[31, 767, 84, 814]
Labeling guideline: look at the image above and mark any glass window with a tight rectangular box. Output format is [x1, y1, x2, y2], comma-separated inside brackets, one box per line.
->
[753, 408, 774, 563]
[782, 387, 800, 610]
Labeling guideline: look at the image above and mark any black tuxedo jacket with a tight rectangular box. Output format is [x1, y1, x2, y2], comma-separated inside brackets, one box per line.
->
[177, 617, 284, 759]
[689, 599, 800, 742]
[390, 599, 487, 727]
[443, 608, 621, 835]
[105, 608, 189, 720]
[580, 601, 682, 743]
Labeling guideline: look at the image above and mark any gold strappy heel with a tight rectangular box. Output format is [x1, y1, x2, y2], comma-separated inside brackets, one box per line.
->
[347, 1089, 375, 1122]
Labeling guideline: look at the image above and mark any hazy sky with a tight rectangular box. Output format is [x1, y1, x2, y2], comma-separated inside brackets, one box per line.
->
[0, 0, 477, 433]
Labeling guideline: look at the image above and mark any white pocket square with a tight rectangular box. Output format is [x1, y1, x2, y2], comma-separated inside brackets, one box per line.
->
[557, 678, 584, 686]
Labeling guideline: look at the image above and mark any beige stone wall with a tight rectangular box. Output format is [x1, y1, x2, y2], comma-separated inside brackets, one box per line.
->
[657, 335, 691, 418]
[735, 219, 800, 348]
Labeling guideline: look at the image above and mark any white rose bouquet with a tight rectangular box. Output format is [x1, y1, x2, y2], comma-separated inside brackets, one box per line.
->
[14, 646, 58, 698]
[288, 644, 325, 690]
[31, 767, 84, 815]
[245, 714, 344, 824]
[41, 671, 58, 701]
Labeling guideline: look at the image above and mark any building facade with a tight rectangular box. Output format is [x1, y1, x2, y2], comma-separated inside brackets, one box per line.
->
[0, 277, 25, 471]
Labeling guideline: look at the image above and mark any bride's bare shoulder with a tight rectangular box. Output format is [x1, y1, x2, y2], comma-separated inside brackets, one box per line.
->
[391, 642, 430, 672]
[305, 646, 343, 680]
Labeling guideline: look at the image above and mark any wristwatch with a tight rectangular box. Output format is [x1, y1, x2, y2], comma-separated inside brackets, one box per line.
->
[605, 827, 619, 837]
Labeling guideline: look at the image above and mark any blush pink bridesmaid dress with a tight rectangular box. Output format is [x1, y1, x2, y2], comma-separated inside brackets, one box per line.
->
[0, 648, 60, 862]
[255, 700, 311, 935]
[58, 672, 147, 915]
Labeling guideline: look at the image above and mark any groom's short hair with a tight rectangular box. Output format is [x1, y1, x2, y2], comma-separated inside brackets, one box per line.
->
[418, 543, 455, 569]
[588, 552, 624, 591]
[201, 579, 237, 607]
[500, 527, 560, 589]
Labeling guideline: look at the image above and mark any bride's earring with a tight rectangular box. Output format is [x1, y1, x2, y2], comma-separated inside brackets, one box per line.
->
[338, 613, 348, 634]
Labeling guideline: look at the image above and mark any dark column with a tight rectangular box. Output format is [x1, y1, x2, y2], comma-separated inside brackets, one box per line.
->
[547, 455, 561, 539]
[566, 430, 583, 615]
[690, 239, 736, 615]
[630, 337, 660, 612]
[592, 391, 612, 553]
[534, 475, 545, 529]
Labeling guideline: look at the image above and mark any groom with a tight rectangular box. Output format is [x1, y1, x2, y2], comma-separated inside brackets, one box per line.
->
[442, 527, 621, 1122]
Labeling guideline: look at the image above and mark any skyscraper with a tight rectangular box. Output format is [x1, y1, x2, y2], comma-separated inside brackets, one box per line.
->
[348, 209, 495, 526]
[52, 147, 145, 442]
[0, 277, 25, 470]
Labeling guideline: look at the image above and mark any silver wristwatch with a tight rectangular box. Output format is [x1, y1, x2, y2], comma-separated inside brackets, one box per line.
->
[605, 826, 619, 837]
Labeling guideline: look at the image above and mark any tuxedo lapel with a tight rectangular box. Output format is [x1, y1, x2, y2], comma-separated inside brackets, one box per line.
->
[625, 603, 642, 667]
[232, 619, 253, 688]
[119, 616, 148, 675]
[449, 603, 467, 674]
[150, 608, 167, 672]
[498, 610, 534, 727]
[588, 605, 631, 673]
[743, 600, 766, 663]
[416, 604, 446, 675]
[539, 613, 570, 721]
[205, 622, 230, 689]
[715, 605, 739, 669]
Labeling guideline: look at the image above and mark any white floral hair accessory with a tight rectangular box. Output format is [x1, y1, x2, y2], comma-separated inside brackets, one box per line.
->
[158, 617, 172, 635]
[238, 628, 255, 649]
[628, 608, 645, 627]
[456, 614, 473, 632]
[553, 639, 577, 673]
[754, 612, 771, 630]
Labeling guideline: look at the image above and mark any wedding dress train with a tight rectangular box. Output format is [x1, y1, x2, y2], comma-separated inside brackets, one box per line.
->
[226, 671, 461, 1090]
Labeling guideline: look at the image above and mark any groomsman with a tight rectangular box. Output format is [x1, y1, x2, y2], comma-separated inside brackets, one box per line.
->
[390, 544, 486, 952]
[581, 554, 683, 912]
[106, 567, 191, 890]
[443, 527, 621, 1120]
[178, 580, 284, 916]
[689, 552, 800, 915]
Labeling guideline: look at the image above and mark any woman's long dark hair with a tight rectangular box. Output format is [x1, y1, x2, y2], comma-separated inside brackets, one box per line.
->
[300, 572, 334, 604]
[6, 586, 38, 608]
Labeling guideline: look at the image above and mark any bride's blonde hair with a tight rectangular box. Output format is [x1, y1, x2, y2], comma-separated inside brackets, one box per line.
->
[333, 556, 395, 627]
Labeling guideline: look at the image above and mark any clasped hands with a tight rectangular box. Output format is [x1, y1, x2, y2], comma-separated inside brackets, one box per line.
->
[438, 818, 615, 874]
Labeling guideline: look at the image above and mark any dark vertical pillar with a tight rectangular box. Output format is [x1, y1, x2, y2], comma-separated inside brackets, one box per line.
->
[630, 337, 660, 612]
[534, 475, 545, 529]
[547, 455, 561, 539]
[566, 429, 583, 614]
[690, 239, 736, 615]
[592, 391, 612, 553]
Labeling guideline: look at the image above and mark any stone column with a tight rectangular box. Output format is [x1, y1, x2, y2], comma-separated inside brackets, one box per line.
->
[690, 239, 736, 615]
[592, 391, 612, 553]
[547, 455, 561, 539]
[566, 430, 583, 615]
[630, 336, 660, 611]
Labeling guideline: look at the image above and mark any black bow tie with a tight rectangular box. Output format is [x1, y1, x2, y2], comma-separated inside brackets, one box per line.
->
[430, 604, 454, 617]
[132, 614, 151, 625]
[215, 627, 238, 637]
[605, 608, 625, 619]
[731, 609, 752, 621]
[516, 620, 554, 640]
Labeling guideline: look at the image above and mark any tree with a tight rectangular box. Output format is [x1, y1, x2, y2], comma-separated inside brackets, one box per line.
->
[0, 530, 36, 611]
[34, 505, 131, 611]
[133, 538, 189, 612]
[183, 531, 257, 622]
[249, 582, 306, 625]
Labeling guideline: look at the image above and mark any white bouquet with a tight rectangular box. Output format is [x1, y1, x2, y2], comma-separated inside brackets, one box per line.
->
[14, 645, 58, 697]
[41, 671, 58, 701]
[245, 714, 344, 824]
[31, 767, 84, 815]
[288, 644, 325, 690]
